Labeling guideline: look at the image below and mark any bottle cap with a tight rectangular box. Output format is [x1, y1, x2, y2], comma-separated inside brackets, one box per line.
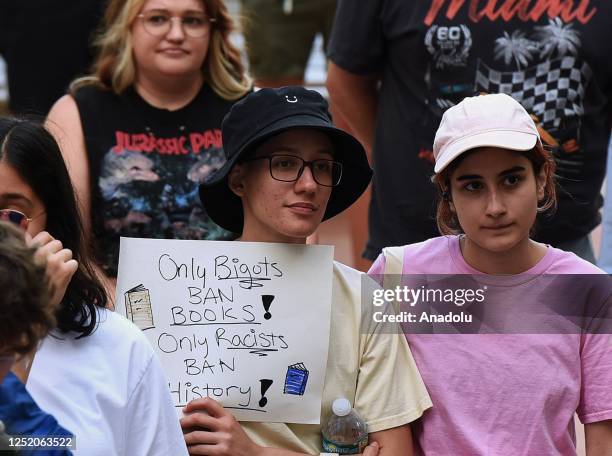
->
[332, 398, 352, 416]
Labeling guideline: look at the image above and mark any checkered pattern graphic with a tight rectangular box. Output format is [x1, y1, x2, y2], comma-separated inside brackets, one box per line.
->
[475, 57, 592, 131]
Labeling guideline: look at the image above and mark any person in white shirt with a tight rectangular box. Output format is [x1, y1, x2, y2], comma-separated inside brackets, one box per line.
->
[0, 117, 188, 456]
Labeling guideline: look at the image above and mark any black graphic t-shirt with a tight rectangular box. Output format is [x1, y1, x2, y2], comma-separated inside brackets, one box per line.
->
[329, 0, 612, 259]
[75, 84, 240, 276]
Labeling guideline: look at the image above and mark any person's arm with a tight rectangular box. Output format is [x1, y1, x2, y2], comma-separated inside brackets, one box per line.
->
[326, 63, 379, 161]
[180, 398, 380, 456]
[585, 420, 612, 455]
[597, 138, 612, 272]
[46, 95, 91, 235]
[369, 424, 413, 455]
[46, 96, 117, 304]
[578, 330, 612, 455]
[326, 0, 384, 163]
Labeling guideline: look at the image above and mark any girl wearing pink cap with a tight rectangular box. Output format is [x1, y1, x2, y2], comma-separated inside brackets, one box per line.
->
[369, 93, 612, 454]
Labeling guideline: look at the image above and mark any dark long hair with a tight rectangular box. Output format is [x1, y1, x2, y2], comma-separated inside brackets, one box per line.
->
[0, 118, 107, 338]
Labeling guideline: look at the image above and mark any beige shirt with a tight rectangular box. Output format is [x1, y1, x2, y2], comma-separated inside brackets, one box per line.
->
[242, 262, 432, 454]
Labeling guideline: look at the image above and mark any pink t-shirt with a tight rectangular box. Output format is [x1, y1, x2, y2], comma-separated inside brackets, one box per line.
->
[369, 236, 612, 455]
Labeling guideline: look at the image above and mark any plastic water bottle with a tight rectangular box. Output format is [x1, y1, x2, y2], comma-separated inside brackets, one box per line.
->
[321, 398, 368, 454]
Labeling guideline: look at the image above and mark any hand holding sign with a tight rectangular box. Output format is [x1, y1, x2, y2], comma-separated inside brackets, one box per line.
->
[181, 397, 262, 456]
[181, 398, 382, 456]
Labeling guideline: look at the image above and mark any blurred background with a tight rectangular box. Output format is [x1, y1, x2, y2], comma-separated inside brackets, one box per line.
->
[0, 1, 604, 272]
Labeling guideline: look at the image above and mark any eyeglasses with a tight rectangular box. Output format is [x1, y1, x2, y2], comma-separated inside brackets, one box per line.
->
[0, 209, 32, 230]
[137, 10, 216, 38]
[245, 154, 343, 187]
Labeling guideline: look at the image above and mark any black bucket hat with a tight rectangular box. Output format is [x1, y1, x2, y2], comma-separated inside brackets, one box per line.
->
[199, 86, 372, 233]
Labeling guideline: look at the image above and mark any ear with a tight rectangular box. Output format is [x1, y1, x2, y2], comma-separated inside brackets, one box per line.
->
[536, 163, 547, 201]
[228, 164, 246, 197]
[449, 200, 456, 213]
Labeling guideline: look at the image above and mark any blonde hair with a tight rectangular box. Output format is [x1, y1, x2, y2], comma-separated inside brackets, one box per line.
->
[71, 0, 251, 100]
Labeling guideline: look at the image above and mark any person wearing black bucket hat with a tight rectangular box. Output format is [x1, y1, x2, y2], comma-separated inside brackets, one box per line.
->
[199, 86, 372, 236]
[180, 87, 432, 455]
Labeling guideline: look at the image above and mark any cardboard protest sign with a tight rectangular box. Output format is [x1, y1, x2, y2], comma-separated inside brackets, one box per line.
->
[116, 238, 334, 424]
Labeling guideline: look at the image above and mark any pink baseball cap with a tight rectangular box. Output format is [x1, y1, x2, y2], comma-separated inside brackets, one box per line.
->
[433, 93, 540, 173]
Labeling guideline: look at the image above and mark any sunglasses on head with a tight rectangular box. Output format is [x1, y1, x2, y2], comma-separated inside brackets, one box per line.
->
[0, 209, 32, 230]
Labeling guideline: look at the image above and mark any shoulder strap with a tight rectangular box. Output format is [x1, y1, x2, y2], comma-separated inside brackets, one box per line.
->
[381, 247, 405, 312]
[382, 246, 404, 276]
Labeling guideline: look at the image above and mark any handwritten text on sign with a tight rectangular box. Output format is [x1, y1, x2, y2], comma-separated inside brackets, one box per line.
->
[116, 238, 333, 424]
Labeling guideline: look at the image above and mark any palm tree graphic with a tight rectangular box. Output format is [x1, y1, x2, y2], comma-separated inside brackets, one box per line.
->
[494, 30, 537, 70]
[534, 17, 581, 59]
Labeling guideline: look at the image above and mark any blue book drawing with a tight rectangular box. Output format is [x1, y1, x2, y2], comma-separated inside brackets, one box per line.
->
[284, 363, 309, 396]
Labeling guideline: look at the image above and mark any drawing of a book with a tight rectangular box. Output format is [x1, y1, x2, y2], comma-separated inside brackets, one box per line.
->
[284, 363, 309, 396]
[124, 284, 154, 330]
